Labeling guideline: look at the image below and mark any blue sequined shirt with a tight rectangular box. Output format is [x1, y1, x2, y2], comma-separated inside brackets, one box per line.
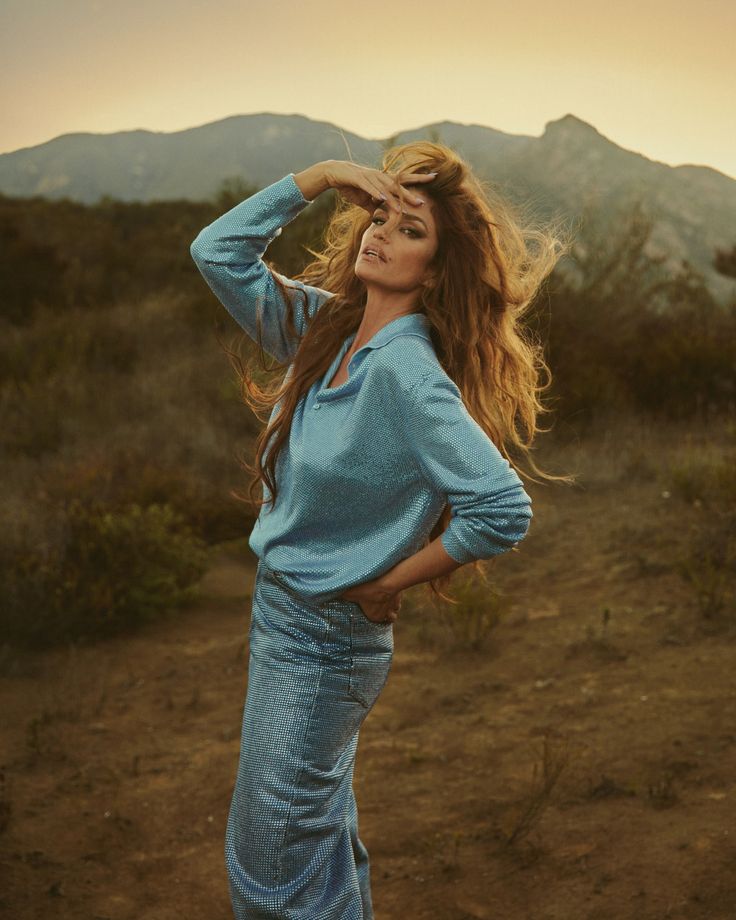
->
[190, 173, 533, 603]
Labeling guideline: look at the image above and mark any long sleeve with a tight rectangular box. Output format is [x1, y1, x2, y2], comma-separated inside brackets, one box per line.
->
[404, 372, 533, 564]
[189, 173, 334, 363]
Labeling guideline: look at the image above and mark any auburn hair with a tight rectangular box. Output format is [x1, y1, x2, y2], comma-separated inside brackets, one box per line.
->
[220, 141, 574, 602]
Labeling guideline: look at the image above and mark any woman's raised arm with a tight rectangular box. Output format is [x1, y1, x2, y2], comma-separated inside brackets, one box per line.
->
[189, 165, 335, 363]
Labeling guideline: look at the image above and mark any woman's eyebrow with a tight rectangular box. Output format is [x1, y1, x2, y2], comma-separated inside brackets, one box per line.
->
[374, 205, 428, 230]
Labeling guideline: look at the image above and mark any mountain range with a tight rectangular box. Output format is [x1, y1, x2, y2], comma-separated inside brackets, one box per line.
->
[1, 112, 734, 300]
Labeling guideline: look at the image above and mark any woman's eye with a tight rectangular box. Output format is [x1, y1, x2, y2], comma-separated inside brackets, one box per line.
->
[370, 217, 419, 237]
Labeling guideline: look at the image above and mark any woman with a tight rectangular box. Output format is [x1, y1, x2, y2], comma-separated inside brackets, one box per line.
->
[190, 142, 569, 919]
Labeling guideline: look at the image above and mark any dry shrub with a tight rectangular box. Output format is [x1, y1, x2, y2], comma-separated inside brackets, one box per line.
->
[501, 731, 570, 847]
[430, 566, 510, 652]
[668, 453, 736, 622]
[676, 511, 736, 621]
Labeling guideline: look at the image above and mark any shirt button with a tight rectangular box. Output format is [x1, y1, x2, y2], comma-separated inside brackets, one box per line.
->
[314, 403, 321, 410]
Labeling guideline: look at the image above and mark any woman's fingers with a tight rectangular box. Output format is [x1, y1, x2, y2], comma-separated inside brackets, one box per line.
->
[369, 170, 430, 210]
[330, 161, 436, 211]
[349, 178, 391, 212]
[369, 185, 392, 207]
[384, 177, 425, 208]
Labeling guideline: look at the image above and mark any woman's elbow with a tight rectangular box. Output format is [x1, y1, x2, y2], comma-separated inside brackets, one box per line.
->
[493, 496, 533, 549]
[190, 233, 210, 264]
[509, 507, 533, 545]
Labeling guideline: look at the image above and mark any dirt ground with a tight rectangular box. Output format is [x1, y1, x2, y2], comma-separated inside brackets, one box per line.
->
[2, 416, 735, 920]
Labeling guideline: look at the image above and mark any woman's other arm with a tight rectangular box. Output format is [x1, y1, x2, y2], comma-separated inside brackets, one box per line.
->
[189, 162, 335, 362]
[378, 532, 463, 596]
[381, 371, 533, 593]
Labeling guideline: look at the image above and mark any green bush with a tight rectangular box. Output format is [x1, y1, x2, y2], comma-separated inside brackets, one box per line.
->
[40, 447, 252, 545]
[1, 499, 209, 647]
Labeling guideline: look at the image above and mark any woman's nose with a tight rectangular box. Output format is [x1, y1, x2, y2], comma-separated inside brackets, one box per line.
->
[374, 220, 392, 239]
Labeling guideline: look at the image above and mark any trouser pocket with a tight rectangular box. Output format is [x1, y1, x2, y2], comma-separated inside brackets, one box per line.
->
[347, 605, 393, 710]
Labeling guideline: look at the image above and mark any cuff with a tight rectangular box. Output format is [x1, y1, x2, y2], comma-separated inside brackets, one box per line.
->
[440, 528, 476, 565]
[285, 172, 312, 206]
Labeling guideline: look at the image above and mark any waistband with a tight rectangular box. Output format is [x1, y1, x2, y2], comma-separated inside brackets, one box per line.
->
[257, 559, 293, 589]
[256, 559, 340, 607]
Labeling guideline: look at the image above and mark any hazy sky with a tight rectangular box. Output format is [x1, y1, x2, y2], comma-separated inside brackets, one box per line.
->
[1, 0, 733, 178]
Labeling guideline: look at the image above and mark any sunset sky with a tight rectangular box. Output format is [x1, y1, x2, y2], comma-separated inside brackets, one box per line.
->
[1, 0, 733, 178]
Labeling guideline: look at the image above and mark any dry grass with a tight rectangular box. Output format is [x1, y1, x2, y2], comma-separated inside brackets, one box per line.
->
[500, 731, 571, 847]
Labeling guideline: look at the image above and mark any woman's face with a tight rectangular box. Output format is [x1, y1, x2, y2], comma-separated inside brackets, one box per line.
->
[355, 192, 440, 295]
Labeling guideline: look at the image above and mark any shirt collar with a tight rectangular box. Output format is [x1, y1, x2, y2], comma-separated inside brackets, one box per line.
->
[319, 312, 432, 398]
[349, 311, 432, 352]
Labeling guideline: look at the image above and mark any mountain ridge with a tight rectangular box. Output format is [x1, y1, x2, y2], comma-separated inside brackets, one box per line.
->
[1, 112, 733, 299]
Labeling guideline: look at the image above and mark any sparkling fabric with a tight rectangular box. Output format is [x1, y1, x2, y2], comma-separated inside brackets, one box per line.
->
[189, 173, 534, 605]
[191, 174, 535, 918]
[225, 559, 392, 919]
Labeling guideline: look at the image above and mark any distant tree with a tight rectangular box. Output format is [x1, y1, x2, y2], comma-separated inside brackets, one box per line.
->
[213, 176, 259, 212]
[0, 220, 67, 324]
[539, 192, 736, 423]
[713, 243, 736, 279]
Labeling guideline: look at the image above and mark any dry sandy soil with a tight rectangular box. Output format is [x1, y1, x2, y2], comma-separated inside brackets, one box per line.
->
[2, 415, 735, 919]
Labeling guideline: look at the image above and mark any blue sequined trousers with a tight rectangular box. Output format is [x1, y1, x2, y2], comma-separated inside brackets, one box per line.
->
[225, 559, 394, 919]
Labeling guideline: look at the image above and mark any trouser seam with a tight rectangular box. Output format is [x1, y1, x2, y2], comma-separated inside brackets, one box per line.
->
[274, 616, 332, 915]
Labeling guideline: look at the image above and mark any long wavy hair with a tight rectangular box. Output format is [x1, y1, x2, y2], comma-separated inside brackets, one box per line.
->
[221, 141, 574, 602]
